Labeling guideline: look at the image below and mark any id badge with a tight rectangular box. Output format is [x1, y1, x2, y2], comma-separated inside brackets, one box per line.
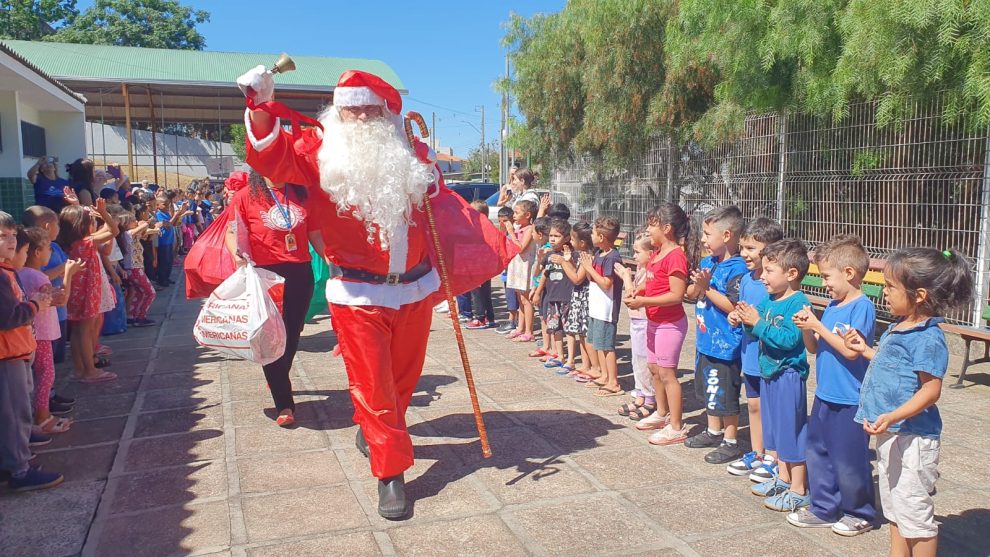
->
[284, 232, 298, 252]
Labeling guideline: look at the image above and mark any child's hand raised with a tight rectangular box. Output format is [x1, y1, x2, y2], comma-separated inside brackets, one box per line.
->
[690, 268, 712, 291]
[64, 258, 85, 278]
[843, 328, 868, 353]
[63, 186, 80, 206]
[539, 193, 551, 213]
[792, 305, 819, 331]
[727, 308, 742, 327]
[613, 262, 631, 281]
[578, 252, 594, 269]
[562, 245, 572, 261]
[735, 301, 759, 326]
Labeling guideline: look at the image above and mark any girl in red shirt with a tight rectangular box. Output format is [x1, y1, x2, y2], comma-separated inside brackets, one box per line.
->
[625, 203, 694, 446]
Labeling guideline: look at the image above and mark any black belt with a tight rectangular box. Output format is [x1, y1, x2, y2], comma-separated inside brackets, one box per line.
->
[337, 260, 432, 285]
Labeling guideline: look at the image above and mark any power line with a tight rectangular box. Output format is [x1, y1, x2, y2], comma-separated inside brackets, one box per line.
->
[406, 96, 480, 119]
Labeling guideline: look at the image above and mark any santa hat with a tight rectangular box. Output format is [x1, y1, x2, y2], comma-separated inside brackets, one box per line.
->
[333, 70, 402, 115]
[225, 171, 248, 192]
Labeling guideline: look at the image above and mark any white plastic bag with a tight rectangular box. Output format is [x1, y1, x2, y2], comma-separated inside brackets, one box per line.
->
[194, 264, 287, 365]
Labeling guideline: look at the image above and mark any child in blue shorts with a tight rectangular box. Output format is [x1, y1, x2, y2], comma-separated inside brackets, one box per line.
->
[727, 217, 782, 480]
[845, 248, 972, 556]
[790, 235, 877, 536]
[687, 206, 748, 464]
[733, 239, 811, 512]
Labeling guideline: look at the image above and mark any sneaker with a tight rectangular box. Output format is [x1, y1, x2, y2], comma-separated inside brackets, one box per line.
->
[787, 507, 835, 528]
[29, 432, 52, 447]
[458, 315, 471, 323]
[648, 424, 689, 446]
[495, 322, 516, 334]
[765, 490, 810, 512]
[705, 441, 744, 464]
[727, 451, 762, 476]
[831, 515, 874, 537]
[7, 466, 64, 493]
[49, 401, 74, 416]
[132, 318, 157, 328]
[752, 476, 790, 497]
[126, 318, 135, 325]
[685, 429, 723, 448]
[635, 412, 671, 431]
[749, 458, 778, 483]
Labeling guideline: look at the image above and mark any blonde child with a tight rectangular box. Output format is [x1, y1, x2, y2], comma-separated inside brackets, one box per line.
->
[58, 201, 119, 383]
[13, 227, 83, 434]
[613, 234, 656, 419]
[626, 204, 692, 441]
[504, 199, 537, 341]
[844, 248, 972, 556]
[561, 222, 599, 381]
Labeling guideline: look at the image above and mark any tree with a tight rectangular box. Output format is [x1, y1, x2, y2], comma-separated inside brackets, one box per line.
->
[0, 0, 78, 41]
[228, 124, 246, 161]
[460, 141, 502, 184]
[48, 0, 209, 50]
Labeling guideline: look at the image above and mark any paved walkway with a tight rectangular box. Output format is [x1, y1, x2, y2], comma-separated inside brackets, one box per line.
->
[2, 278, 989, 557]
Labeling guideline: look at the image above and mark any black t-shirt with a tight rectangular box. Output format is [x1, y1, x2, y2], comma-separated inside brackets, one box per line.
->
[542, 250, 574, 303]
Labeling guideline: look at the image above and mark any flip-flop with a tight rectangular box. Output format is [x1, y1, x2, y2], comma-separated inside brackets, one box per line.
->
[584, 379, 607, 388]
[76, 371, 117, 384]
[37, 416, 72, 434]
[594, 387, 625, 397]
[528, 349, 548, 358]
[617, 402, 639, 416]
[275, 413, 295, 427]
[544, 359, 563, 369]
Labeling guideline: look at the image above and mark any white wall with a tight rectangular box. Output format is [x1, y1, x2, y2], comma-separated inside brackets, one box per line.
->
[0, 91, 21, 177]
[86, 122, 239, 184]
[39, 111, 87, 169]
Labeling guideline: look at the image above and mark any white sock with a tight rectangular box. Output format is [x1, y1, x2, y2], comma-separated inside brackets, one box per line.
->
[708, 428, 722, 436]
[725, 438, 737, 445]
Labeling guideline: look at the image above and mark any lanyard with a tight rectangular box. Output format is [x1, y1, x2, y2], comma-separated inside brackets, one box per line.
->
[268, 187, 293, 229]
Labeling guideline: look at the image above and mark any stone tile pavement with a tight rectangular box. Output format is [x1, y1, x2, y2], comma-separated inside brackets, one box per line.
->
[2, 280, 989, 556]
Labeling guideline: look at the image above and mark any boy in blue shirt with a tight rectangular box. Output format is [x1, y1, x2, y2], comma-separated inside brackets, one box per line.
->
[686, 206, 749, 464]
[788, 234, 876, 535]
[726, 217, 783, 480]
[733, 239, 811, 512]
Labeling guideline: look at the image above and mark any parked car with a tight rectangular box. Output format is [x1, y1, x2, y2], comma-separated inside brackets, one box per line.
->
[446, 181, 499, 203]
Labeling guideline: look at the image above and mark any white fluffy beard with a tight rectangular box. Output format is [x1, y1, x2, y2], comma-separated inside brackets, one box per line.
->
[317, 107, 435, 249]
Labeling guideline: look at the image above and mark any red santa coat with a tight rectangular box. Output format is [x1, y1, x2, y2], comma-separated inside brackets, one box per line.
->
[244, 111, 514, 309]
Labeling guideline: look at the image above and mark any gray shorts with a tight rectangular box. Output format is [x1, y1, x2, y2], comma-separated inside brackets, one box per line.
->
[587, 317, 617, 351]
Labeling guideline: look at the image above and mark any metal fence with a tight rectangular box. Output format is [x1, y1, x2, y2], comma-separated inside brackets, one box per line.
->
[549, 95, 990, 325]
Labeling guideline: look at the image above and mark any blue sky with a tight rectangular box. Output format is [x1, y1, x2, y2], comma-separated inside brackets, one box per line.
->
[78, 0, 567, 157]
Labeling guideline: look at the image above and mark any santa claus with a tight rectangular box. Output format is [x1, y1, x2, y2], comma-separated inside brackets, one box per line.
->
[236, 66, 510, 519]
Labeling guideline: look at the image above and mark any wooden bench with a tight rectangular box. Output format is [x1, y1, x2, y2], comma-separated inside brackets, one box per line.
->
[801, 263, 886, 308]
[938, 305, 990, 389]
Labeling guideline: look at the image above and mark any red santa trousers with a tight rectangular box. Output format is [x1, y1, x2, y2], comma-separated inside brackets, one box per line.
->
[330, 298, 432, 479]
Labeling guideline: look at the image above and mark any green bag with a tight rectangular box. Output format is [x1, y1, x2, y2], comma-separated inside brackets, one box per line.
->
[306, 244, 331, 321]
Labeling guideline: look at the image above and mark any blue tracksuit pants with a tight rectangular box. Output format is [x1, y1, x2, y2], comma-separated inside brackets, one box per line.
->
[806, 396, 876, 523]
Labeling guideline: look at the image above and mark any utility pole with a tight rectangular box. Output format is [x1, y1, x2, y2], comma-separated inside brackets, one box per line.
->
[476, 105, 486, 182]
[431, 112, 436, 151]
[501, 52, 509, 187]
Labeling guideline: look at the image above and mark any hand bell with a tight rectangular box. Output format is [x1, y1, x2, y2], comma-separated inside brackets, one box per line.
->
[271, 53, 295, 74]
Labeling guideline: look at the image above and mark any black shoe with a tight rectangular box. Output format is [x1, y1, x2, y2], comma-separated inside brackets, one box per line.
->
[355, 427, 370, 458]
[51, 393, 75, 406]
[704, 441, 744, 464]
[29, 432, 52, 447]
[377, 474, 408, 520]
[685, 429, 723, 449]
[50, 401, 74, 416]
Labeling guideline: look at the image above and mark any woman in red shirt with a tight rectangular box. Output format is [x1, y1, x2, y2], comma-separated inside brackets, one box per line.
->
[225, 171, 327, 427]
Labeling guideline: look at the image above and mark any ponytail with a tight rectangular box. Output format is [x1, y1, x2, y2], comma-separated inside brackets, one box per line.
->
[886, 247, 974, 316]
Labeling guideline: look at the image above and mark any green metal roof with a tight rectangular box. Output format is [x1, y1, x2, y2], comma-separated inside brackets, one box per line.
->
[0, 40, 405, 92]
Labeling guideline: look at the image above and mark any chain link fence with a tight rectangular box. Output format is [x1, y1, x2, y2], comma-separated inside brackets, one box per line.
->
[549, 95, 990, 325]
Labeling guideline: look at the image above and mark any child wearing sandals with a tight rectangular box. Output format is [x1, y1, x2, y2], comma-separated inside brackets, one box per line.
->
[13, 227, 83, 435]
[561, 222, 599, 381]
[503, 199, 537, 342]
[580, 216, 625, 397]
[613, 234, 656, 420]
[58, 201, 119, 384]
[530, 217, 553, 354]
[531, 219, 573, 371]
[625, 204, 692, 441]
[843, 248, 971, 555]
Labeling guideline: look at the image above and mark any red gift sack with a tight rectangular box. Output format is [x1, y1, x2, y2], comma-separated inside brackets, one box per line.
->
[417, 181, 519, 307]
[184, 209, 238, 299]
